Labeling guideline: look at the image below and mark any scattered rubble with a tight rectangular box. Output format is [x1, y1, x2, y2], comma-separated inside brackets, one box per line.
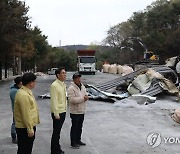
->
[85, 84, 129, 103]
[35, 72, 46, 76]
[39, 60, 180, 105]
[38, 93, 50, 99]
[93, 65, 179, 103]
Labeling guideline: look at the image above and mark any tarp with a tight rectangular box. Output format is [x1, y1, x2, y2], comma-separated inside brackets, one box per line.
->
[132, 74, 151, 92]
[128, 68, 179, 95]
[122, 65, 134, 76]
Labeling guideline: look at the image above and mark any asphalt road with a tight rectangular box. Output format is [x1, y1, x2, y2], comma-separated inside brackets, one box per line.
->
[0, 72, 180, 154]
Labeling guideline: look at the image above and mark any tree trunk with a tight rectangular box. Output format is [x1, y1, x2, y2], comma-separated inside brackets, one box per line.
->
[4, 54, 8, 78]
[17, 55, 22, 75]
[13, 56, 16, 76]
[0, 61, 2, 80]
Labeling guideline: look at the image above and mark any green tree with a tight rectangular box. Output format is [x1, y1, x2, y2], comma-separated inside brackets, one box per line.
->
[144, 0, 180, 62]
[0, 0, 30, 78]
[26, 26, 49, 72]
[104, 0, 180, 64]
[104, 21, 133, 49]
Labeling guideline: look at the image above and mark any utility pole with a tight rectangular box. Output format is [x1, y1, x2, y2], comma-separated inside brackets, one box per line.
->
[59, 40, 61, 47]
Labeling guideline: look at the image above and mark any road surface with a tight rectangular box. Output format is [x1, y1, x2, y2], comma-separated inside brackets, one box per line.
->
[0, 72, 180, 154]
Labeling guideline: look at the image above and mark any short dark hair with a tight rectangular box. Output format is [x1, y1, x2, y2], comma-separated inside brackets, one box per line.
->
[22, 72, 37, 86]
[14, 76, 22, 85]
[72, 72, 81, 80]
[55, 67, 65, 78]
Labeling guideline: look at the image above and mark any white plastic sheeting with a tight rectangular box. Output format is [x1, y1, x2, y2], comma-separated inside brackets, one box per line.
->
[132, 74, 151, 92]
[128, 72, 152, 95]
[176, 61, 180, 74]
[165, 56, 177, 67]
[122, 65, 134, 76]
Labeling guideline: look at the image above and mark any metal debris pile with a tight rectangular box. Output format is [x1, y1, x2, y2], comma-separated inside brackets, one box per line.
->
[87, 65, 179, 103]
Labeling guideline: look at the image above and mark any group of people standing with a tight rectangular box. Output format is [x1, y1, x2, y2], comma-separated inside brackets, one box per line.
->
[10, 67, 89, 154]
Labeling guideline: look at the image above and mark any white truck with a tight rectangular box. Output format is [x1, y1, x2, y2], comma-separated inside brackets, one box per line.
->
[77, 50, 96, 74]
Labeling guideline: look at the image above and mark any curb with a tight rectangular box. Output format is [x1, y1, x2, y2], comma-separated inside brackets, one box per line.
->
[0, 75, 19, 83]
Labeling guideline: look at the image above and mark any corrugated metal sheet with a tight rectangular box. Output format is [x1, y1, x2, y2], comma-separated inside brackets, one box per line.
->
[95, 66, 178, 96]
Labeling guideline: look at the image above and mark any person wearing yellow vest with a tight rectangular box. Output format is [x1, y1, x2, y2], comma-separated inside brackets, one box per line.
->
[14, 72, 40, 154]
[50, 67, 67, 154]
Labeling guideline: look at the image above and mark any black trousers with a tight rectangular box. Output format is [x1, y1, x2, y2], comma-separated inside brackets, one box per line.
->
[51, 112, 66, 154]
[70, 113, 84, 145]
[16, 127, 36, 154]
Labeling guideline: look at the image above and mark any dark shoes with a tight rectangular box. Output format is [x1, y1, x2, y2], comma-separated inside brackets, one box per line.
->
[51, 150, 65, 154]
[60, 151, 65, 154]
[71, 144, 80, 149]
[78, 141, 86, 146]
[12, 138, 17, 144]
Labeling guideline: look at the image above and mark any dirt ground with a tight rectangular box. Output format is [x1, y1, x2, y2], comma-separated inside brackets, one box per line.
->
[0, 71, 180, 154]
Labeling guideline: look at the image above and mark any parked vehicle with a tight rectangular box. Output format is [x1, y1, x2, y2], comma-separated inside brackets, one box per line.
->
[47, 68, 58, 75]
[77, 50, 96, 74]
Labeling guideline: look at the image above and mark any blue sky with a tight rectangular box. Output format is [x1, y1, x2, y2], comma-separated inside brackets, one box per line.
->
[24, 0, 155, 46]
